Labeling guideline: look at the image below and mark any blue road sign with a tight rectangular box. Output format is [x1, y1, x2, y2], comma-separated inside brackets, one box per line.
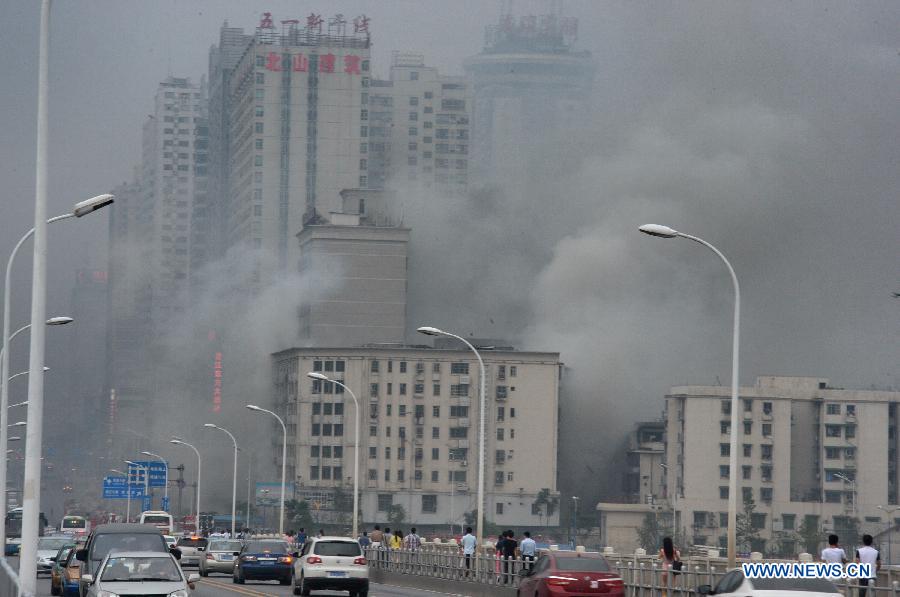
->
[161, 496, 170, 512]
[102, 485, 144, 500]
[128, 461, 167, 488]
[142, 495, 152, 511]
[104, 476, 127, 488]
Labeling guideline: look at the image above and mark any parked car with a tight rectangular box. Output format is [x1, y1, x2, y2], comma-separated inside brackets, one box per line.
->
[698, 569, 842, 596]
[49, 545, 75, 595]
[293, 536, 368, 596]
[37, 536, 74, 576]
[199, 539, 243, 576]
[75, 523, 179, 596]
[81, 551, 199, 597]
[233, 539, 294, 585]
[517, 551, 624, 597]
[175, 535, 208, 567]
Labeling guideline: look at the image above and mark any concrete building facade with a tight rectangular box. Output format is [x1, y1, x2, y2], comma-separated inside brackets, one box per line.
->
[368, 53, 471, 193]
[272, 346, 561, 529]
[297, 190, 409, 347]
[665, 376, 900, 555]
[221, 18, 371, 281]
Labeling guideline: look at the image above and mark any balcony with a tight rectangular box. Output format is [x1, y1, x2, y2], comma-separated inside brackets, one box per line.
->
[459, 375, 470, 384]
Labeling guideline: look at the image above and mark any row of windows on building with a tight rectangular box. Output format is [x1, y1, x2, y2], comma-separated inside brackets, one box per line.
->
[374, 494, 534, 517]
[721, 399, 859, 416]
[719, 443, 775, 459]
[718, 464, 774, 482]
[717, 419, 857, 438]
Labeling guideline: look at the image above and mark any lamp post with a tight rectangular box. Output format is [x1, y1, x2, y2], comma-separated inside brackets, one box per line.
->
[571, 496, 580, 548]
[660, 462, 680, 542]
[141, 451, 169, 507]
[639, 224, 741, 568]
[245, 405, 287, 535]
[877, 505, 900, 565]
[834, 473, 857, 518]
[170, 439, 201, 529]
[7, 367, 50, 383]
[0, 317, 69, 541]
[418, 326, 487, 549]
[205, 423, 238, 536]
[306, 373, 361, 540]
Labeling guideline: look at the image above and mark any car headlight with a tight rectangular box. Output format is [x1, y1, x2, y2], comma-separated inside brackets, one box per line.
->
[169, 591, 189, 597]
[98, 591, 120, 597]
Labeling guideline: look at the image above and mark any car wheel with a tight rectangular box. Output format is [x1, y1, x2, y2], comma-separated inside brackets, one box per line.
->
[358, 589, 368, 597]
[293, 583, 302, 595]
[50, 580, 61, 596]
[300, 574, 311, 596]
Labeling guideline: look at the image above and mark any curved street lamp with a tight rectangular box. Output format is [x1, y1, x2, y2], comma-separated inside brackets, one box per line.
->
[639, 223, 741, 568]
[141, 450, 169, 503]
[417, 325, 487, 550]
[246, 405, 287, 536]
[170, 439, 202, 522]
[205, 424, 238, 536]
[306, 373, 361, 540]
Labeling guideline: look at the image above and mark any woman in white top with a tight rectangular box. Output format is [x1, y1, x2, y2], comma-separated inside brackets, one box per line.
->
[658, 536, 681, 597]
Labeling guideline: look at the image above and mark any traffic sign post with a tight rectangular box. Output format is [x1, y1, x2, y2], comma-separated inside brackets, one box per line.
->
[161, 496, 170, 512]
[127, 461, 167, 488]
[142, 495, 152, 512]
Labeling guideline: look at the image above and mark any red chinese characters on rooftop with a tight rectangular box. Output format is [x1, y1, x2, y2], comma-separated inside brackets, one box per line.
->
[264, 51, 364, 75]
[212, 352, 223, 413]
[257, 12, 371, 36]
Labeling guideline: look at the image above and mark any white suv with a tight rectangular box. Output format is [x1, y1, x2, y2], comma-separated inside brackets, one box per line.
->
[293, 536, 368, 596]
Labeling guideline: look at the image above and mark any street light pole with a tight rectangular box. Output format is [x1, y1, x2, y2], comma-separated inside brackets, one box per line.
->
[126, 461, 150, 515]
[877, 505, 900, 565]
[170, 439, 201, 531]
[246, 405, 287, 535]
[205, 424, 238, 536]
[418, 326, 487, 550]
[141, 451, 169, 505]
[835, 473, 857, 518]
[306, 373, 360, 540]
[639, 224, 741, 568]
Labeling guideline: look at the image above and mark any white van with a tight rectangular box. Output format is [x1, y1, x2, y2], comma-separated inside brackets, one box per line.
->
[139, 510, 173, 535]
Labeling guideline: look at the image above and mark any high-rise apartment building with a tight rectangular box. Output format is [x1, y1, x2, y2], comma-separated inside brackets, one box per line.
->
[665, 376, 900, 555]
[218, 15, 371, 280]
[464, 13, 594, 184]
[272, 346, 561, 527]
[198, 24, 253, 290]
[368, 53, 471, 192]
[139, 76, 208, 329]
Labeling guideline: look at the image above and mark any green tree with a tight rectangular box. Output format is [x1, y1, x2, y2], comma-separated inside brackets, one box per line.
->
[735, 497, 761, 552]
[285, 499, 314, 531]
[532, 489, 559, 526]
[461, 510, 503, 538]
[798, 516, 821, 555]
[387, 504, 406, 528]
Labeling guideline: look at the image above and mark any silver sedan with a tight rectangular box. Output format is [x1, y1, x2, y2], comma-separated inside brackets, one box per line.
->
[198, 539, 244, 576]
[83, 551, 199, 596]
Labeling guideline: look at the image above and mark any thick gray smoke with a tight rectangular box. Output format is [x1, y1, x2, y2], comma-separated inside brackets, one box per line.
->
[392, 2, 900, 506]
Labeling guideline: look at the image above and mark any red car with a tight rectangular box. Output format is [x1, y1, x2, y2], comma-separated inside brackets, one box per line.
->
[517, 551, 625, 597]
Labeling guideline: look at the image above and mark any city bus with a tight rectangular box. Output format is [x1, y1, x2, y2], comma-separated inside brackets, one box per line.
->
[60, 514, 90, 536]
[139, 510, 174, 535]
[5, 507, 49, 555]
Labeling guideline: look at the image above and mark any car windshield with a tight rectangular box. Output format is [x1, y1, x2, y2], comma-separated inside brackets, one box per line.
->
[751, 577, 839, 592]
[313, 541, 362, 557]
[100, 556, 182, 582]
[38, 537, 71, 550]
[56, 547, 74, 561]
[176, 537, 208, 548]
[244, 541, 288, 553]
[209, 540, 243, 552]
[554, 556, 611, 571]
[91, 533, 166, 561]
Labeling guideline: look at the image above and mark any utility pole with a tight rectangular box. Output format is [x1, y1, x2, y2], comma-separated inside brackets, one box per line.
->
[174, 464, 185, 517]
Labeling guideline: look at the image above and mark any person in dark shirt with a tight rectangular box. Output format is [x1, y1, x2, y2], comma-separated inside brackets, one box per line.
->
[496, 530, 518, 584]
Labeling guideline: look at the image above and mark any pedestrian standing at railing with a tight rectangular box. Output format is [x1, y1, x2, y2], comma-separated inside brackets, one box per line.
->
[496, 529, 519, 585]
[658, 536, 681, 597]
[369, 525, 384, 563]
[461, 527, 476, 577]
[520, 531, 536, 572]
[358, 531, 371, 549]
[821, 534, 848, 564]
[403, 527, 421, 551]
[855, 534, 880, 597]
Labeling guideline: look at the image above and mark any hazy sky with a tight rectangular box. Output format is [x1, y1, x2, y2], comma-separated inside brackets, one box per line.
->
[1, 1, 898, 509]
